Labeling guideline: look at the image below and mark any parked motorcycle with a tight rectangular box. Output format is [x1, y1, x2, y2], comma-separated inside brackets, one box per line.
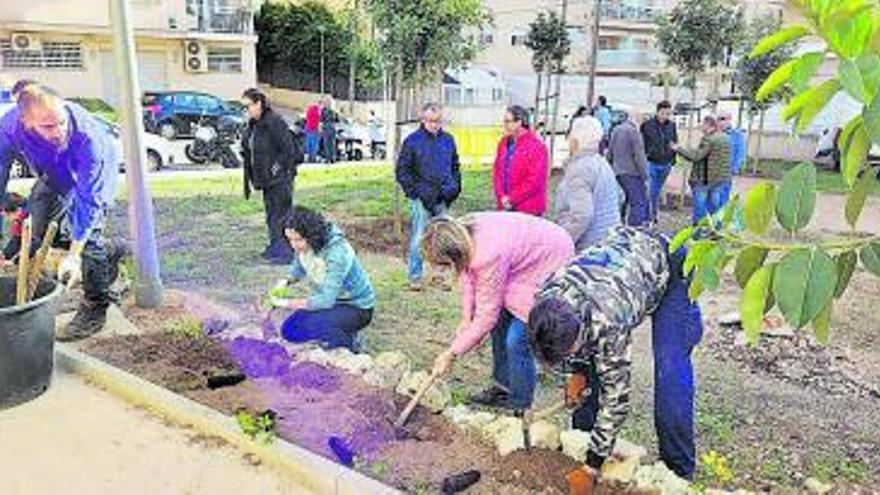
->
[185, 114, 242, 169]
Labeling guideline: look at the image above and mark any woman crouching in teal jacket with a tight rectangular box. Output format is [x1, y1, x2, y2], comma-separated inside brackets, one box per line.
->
[268, 206, 376, 351]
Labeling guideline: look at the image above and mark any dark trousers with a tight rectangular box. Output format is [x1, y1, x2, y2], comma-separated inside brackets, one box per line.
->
[261, 179, 294, 258]
[321, 130, 337, 163]
[280, 305, 373, 350]
[572, 249, 703, 480]
[29, 179, 112, 307]
[490, 310, 537, 410]
[616, 175, 650, 227]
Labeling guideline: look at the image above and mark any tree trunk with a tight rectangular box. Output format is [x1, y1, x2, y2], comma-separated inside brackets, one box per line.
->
[681, 85, 696, 207]
[586, 0, 601, 108]
[543, 68, 553, 142]
[414, 58, 423, 111]
[534, 72, 543, 125]
[393, 65, 405, 240]
[752, 109, 766, 176]
[348, 0, 359, 116]
[745, 111, 755, 175]
[549, 0, 568, 169]
[663, 70, 671, 101]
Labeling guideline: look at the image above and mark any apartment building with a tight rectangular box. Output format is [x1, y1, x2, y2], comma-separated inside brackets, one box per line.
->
[474, 0, 671, 78]
[0, 0, 260, 105]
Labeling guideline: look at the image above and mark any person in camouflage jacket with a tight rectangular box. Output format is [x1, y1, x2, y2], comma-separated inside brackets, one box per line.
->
[527, 226, 703, 491]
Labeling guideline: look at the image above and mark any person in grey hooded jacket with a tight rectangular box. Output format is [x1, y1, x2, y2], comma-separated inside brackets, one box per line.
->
[554, 116, 621, 249]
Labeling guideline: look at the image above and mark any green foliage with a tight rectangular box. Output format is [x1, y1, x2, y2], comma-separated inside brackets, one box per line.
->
[834, 251, 858, 299]
[700, 450, 735, 486]
[845, 171, 875, 227]
[254, 1, 380, 88]
[365, 0, 490, 86]
[773, 248, 837, 330]
[656, 0, 742, 78]
[741, 264, 774, 345]
[165, 316, 204, 340]
[775, 162, 817, 233]
[234, 408, 277, 445]
[743, 182, 777, 235]
[734, 246, 769, 289]
[525, 11, 571, 73]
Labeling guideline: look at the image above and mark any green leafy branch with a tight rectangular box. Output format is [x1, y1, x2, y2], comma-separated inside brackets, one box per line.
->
[234, 408, 278, 445]
[672, 1, 880, 347]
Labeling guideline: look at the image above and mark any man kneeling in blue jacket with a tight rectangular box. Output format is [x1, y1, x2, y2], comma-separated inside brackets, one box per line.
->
[527, 226, 703, 493]
[0, 83, 123, 340]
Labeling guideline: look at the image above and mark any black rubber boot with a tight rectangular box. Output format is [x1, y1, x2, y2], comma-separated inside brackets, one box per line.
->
[57, 301, 108, 342]
[468, 385, 510, 408]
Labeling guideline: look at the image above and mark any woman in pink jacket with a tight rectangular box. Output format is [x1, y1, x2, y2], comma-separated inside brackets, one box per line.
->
[492, 105, 550, 216]
[425, 212, 574, 411]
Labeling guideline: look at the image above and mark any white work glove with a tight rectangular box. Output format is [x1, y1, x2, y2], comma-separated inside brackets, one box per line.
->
[58, 254, 82, 288]
[269, 296, 291, 309]
[272, 278, 289, 291]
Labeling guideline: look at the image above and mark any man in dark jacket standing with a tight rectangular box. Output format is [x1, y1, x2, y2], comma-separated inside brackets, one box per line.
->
[641, 100, 678, 223]
[320, 97, 338, 163]
[241, 88, 303, 264]
[396, 103, 461, 291]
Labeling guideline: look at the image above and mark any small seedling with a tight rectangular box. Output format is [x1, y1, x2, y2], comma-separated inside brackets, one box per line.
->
[165, 316, 204, 340]
[449, 388, 469, 407]
[234, 408, 277, 445]
[700, 450, 734, 485]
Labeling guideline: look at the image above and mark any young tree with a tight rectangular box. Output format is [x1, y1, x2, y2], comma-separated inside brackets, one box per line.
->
[675, 0, 880, 347]
[526, 11, 570, 142]
[734, 15, 796, 175]
[365, 0, 490, 234]
[656, 0, 740, 203]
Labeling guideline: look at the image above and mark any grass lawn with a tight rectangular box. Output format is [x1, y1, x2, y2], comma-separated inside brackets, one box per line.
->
[100, 162, 879, 491]
[750, 160, 880, 195]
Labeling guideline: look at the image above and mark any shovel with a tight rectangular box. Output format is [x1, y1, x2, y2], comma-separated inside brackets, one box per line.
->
[393, 369, 442, 429]
[522, 400, 567, 450]
[15, 218, 32, 305]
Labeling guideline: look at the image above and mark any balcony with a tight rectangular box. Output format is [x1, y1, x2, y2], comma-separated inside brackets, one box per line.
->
[187, 0, 254, 35]
[597, 49, 662, 70]
[600, 2, 664, 24]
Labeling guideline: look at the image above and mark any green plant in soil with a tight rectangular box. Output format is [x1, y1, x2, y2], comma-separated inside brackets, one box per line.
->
[234, 408, 277, 445]
[674, 0, 880, 349]
[165, 316, 204, 340]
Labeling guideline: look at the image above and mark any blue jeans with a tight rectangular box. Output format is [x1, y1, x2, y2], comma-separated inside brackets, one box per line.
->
[648, 161, 672, 222]
[491, 310, 537, 410]
[408, 198, 446, 282]
[617, 175, 650, 227]
[572, 247, 702, 480]
[281, 305, 373, 351]
[305, 132, 320, 163]
[691, 182, 727, 224]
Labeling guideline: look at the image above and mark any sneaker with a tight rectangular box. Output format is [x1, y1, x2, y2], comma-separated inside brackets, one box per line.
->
[468, 385, 510, 408]
[408, 280, 424, 292]
[56, 301, 108, 342]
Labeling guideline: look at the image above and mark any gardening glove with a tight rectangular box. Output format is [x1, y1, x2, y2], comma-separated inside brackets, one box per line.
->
[566, 465, 598, 495]
[272, 278, 289, 291]
[269, 296, 291, 309]
[57, 253, 82, 288]
[565, 372, 589, 408]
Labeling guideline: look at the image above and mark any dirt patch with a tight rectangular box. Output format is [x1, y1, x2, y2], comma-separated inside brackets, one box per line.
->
[338, 216, 407, 259]
[79, 333, 240, 393]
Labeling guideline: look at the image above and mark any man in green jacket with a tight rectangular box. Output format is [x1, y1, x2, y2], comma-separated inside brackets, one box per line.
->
[672, 115, 731, 224]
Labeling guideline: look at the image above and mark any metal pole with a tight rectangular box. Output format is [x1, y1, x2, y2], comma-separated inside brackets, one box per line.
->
[110, 0, 163, 308]
[320, 27, 326, 95]
[348, 0, 359, 116]
[586, 0, 601, 107]
[549, 0, 568, 167]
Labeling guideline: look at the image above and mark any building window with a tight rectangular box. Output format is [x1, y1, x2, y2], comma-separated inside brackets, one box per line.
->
[479, 31, 494, 45]
[511, 33, 528, 47]
[207, 47, 242, 72]
[0, 40, 84, 69]
[492, 88, 504, 103]
[444, 86, 462, 106]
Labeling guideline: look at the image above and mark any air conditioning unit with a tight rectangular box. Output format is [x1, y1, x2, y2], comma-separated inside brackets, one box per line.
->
[10, 33, 41, 52]
[183, 39, 207, 73]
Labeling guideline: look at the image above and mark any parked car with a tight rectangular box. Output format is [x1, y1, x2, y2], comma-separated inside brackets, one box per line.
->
[93, 116, 175, 172]
[143, 91, 244, 140]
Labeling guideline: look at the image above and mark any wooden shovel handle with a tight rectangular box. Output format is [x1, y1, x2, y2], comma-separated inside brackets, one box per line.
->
[526, 400, 567, 426]
[26, 221, 59, 301]
[15, 218, 32, 306]
[394, 370, 441, 428]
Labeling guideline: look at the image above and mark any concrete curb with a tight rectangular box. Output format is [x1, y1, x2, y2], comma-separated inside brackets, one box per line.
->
[55, 344, 401, 495]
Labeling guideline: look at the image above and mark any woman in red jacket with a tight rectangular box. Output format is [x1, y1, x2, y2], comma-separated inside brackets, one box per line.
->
[492, 105, 549, 216]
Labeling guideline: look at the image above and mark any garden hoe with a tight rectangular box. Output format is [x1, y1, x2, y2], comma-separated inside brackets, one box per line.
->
[393, 368, 443, 429]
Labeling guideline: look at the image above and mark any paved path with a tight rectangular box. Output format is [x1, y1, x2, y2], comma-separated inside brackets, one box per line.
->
[665, 168, 880, 234]
[0, 373, 310, 495]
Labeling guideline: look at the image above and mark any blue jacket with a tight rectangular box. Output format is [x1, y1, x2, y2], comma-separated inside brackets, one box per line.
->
[0, 102, 118, 242]
[290, 225, 376, 311]
[726, 127, 746, 175]
[395, 125, 461, 214]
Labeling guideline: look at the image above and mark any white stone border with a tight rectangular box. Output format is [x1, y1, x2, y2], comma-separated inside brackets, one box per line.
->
[55, 343, 401, 495]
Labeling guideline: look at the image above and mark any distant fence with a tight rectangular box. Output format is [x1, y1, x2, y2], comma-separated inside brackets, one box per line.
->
[446, 126, 504, 165]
